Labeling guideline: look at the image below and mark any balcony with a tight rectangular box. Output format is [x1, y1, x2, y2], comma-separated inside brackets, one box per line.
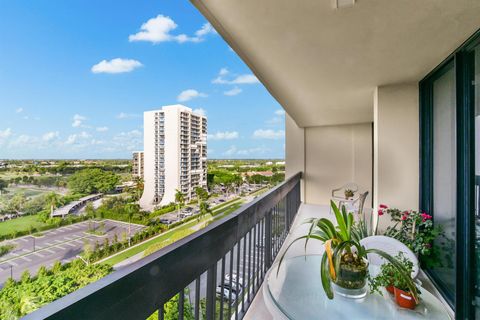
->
[24, 173, 302, 320]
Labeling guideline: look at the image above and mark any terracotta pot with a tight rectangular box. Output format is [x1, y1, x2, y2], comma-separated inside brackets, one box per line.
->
[393, 287, 417, 310]
[385, 285, 394, 294]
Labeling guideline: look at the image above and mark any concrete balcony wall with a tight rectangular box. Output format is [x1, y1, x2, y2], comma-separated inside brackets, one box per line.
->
[373, 83, 419, 230]
[286, 113, 372, 206]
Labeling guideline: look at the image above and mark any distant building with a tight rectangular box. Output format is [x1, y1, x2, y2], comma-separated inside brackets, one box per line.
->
[132, 151, 144, 179]
[140, 105, 207, 210]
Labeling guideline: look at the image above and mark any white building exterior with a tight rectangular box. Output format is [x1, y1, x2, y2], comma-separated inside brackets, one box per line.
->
[139, 105, 207, 210]
[132, 151, 144, 179]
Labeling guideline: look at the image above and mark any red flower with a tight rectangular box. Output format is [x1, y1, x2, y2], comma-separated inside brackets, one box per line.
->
[421, 213, 432, 222]
[379, 204, 388, 209]
[377, 209, 384, 216]
[401, 214, 407, 221]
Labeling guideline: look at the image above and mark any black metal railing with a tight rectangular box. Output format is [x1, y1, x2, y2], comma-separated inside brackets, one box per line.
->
[24, 172, 302, 320]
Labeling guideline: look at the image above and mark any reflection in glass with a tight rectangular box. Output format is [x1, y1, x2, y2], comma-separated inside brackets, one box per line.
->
[432, 65, 456, 301]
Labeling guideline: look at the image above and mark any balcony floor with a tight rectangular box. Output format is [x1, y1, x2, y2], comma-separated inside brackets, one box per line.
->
[244, 203, 454, 319]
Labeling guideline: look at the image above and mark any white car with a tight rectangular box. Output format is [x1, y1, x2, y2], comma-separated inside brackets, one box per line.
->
[225, 274, 244, 287]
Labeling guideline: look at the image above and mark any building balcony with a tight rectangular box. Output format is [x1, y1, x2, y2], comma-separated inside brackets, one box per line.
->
[24, 174, 302, 320]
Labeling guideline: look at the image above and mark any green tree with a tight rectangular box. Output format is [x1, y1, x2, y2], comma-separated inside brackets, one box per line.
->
[0, 179, 8, 195]
[85, 202, 95, 219]
[125, 203, 139, 246]
[8, 192, 27, 213]
[199, 201, 211, 218]
[68, 168, 120, 194]
[175, 189, 185, 218]
[194, 187, 209, 205]
[45, 192, 61, 217]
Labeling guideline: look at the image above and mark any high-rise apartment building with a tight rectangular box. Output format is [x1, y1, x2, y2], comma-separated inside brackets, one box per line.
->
[139, 105, 207, 210]
[132, 151, 144, 179]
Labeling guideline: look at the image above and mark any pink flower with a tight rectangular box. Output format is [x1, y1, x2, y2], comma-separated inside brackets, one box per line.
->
[421, 213, 432, 222]
[403, 210, 410, 215]
[379, 204, 388, 209]
[377, 209, 384, 216]
[401, 214, 407, 221]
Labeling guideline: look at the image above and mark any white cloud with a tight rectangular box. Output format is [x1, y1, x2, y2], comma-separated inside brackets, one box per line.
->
[212, 68, 260, 85]
[96, 126, 109, 132]
[231, 74, 259, 84]
[237, 147, 269, 156]
[116, 112, 140, 119]
[72, 114, 86, 128]
[129, 15, 215, 44]
[222, 145, 270, 157]
[195, 22, 216, 37]
[65, 131, 91, 145]
[16, 108, 23, 113]
[266, 109, 286, 125]
[0, 128, 12, 139]
[193, 108, 206, 116]
[10, 134, 33, 146]
[224, 87, 242, 96]
[65, 135, 77, 145]
[253, 129, 285, 140]
[177, 89, 207, 102]
[91, 58, 143, 74]
[219, 68, 229, 76]
[208, 131, 239, 141]
[42, 131, 59, 142]
[223, 145, 237, 156]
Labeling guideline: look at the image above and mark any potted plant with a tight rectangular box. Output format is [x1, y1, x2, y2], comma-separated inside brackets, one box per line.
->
[379, 205, 443, 268]
[344, 189, 355, 199]
[369, 253, 415, 296]
[278, 201, 419, 302]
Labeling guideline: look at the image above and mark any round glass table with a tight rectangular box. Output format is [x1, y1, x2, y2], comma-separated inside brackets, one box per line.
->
[264, 255, 451, 320]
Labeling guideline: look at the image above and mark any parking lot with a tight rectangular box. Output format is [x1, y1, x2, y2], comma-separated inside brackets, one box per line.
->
[0, 219, 144, 285]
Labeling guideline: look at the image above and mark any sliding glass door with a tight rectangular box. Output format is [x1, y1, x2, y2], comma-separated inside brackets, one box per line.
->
[420, 31, 480, 319]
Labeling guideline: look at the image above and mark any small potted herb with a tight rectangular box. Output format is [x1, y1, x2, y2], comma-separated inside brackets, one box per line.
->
[370, 253, 420, 309]
[344, 189, 355, 199]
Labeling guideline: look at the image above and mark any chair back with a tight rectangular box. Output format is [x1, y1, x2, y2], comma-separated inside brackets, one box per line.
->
[360, 235, 419, 278]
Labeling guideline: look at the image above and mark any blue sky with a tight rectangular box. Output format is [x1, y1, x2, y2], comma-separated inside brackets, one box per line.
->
[0, 1, 285, 160]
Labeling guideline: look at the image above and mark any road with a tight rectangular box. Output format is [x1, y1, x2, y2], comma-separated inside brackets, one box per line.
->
[0, 219, 144, 285]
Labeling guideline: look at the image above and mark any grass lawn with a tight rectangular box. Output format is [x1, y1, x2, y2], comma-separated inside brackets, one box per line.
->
[102, 216, 210, 266]
[249, 186, 269, 197]
[0, 215, 48, 237]
[211, 197, 241, 211]
[102, 200, 246, 266]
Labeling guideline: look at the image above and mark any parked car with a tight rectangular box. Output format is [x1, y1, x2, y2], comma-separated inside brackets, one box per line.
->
[216, 286, 237, 301]
[225, 273, 244, 287]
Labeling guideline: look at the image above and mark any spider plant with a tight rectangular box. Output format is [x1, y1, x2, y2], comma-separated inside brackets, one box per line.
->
[277, 200, 419, 302]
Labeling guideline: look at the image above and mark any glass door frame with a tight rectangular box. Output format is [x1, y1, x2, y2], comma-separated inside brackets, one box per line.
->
[420, 30, 480, 319]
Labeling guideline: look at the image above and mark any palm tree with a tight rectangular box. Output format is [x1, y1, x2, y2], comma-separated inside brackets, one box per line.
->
[125, 204, 137, 247]
[175, 189, 185, 218]
[45, 192, 61, 217]
[195, 187, 209, 206]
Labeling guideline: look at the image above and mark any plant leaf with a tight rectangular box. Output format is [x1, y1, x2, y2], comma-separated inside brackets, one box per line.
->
[365, 248, 419, 303]
[321, 251, 334, 299]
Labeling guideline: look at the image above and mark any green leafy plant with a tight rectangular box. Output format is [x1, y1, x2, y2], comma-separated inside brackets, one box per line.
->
[369, 252, 417, 295]
[380, 205, 443, 268]
[278, 201, 419, 302]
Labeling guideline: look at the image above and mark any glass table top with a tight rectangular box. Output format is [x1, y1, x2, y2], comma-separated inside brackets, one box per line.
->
[266, 255, 451, 320]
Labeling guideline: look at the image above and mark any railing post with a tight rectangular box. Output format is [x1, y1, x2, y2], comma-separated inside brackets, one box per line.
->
[264, 210, 272, 269]
[206, 264, 217, 320]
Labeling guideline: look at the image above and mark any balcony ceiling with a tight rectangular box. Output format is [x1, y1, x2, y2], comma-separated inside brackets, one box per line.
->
[191, 0, 480, 127]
